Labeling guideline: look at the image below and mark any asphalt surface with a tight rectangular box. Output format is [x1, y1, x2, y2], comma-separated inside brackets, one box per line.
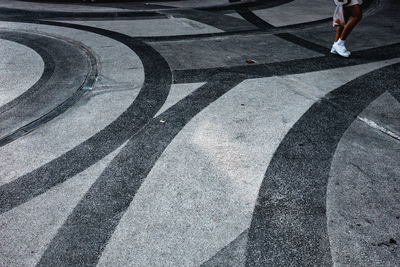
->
[0, 0, 399, 266]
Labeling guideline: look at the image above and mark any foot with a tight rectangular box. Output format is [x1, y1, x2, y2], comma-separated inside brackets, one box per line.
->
[333, 43, 351, 57]
[330, 44, 338, 54]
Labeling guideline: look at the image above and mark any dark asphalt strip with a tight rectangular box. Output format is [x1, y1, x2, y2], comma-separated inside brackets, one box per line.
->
[0, 24, 172, 215]
[0, 33, 55, 114]
[0, 31, 96, 146]
[274, 32, 329, 55]
[173, 42, 400, 83]
[246, 63, 400, 266]
[228, 0, 315, 34]
[233, 7, 275, 29]
[37, 75, 244, 267]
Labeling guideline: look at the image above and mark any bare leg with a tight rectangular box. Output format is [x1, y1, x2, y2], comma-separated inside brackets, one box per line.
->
[335, 27, 344, 42]
[340, 4, 362, 40]
[333, 5, 350, 43]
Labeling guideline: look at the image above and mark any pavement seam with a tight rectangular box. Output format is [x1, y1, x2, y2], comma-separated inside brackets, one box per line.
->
[357, 116, 400, 142]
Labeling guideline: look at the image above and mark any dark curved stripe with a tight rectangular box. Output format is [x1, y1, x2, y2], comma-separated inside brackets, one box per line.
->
[0, 35, 55, 114]
[233, 6, 274, 29]
[38, 75, 244, 266]
[0, 22, 172, 215]
[0, 31, 91, 141]
[0, 31, 97, 146]
[173, 42, 400, 83]
[246, 63, 400, 266]
[274, 32, 329, 55]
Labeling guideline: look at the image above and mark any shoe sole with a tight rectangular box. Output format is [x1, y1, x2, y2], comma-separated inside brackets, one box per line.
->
[332, 46, 350, 57]
[337, 52, 350, 57]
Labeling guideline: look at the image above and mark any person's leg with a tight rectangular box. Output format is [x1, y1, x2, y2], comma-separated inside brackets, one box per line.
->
[331, 26, 343, 54]
[333, 5, 351, 43]
[340, 4, 362, 40]
[331, 6, 350, 55]
[335, 27, 344, 42]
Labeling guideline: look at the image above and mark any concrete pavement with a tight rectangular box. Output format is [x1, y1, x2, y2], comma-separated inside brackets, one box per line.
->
[0, 0, 399, 266]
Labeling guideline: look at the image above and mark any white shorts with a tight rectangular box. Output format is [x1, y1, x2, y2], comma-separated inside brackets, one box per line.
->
[346, 0, 363, 6]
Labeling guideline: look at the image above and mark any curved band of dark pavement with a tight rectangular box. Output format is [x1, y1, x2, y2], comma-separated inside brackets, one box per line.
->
[0, 33, 55, 114]
[234, 7, 274, 29]
[38, 75, 244, 267]
[0, 31, 97, 146]
[0, 22, 172, 215]
[274, 32, 329, 54]
[245, 63, 400, 266]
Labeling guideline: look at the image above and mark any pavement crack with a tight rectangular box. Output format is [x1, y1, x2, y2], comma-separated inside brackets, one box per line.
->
[349, 162, 372, 178]
[357, 116, 400, 142]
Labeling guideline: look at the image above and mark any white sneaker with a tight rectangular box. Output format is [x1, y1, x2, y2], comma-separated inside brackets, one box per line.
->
[333, 43, 351, 57]
[330, 44, 338, 54]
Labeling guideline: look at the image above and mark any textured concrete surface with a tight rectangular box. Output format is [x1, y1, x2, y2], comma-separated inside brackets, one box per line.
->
[53, 18, 223, 37]
[0, 38, 44, 107]
[227, 0, 332, 27]
[328, 97, 400, 266]
[150, 33, 322, 70]
[0, 143, 126, 266]
[0, 0, 399, 266]
[0, 21, 143, 186]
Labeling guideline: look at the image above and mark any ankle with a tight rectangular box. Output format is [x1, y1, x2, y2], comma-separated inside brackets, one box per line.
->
[337, 38, 346, 46]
